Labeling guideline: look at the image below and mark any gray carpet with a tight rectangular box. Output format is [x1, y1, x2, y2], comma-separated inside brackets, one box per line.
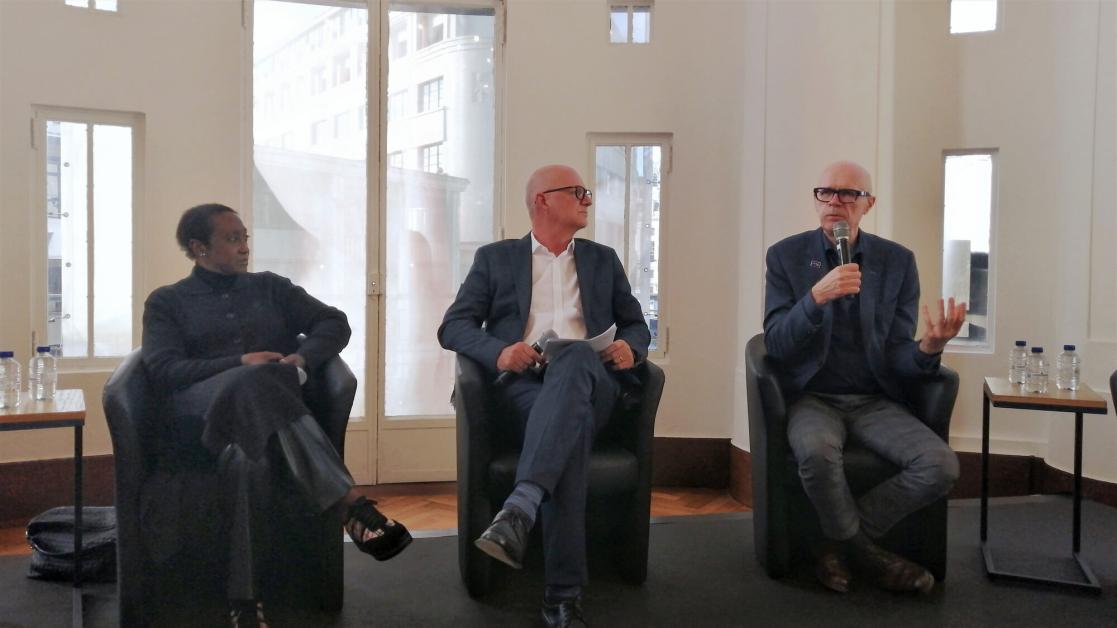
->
[2, 496, 1117, 627]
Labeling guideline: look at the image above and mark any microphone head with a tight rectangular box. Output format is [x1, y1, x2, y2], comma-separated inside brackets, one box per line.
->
[832, 220, 851, 241]
[538, 329, 559, 347]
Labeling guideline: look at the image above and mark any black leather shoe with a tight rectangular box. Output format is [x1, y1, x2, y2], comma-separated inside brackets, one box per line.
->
[815, 547, 852, 593]
[542, 596, 586, 628]
[848, 533, 934, 594]
[474, 507, 530, 569]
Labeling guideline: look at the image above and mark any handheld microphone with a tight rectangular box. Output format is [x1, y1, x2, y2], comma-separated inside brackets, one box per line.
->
[495, 329, 558, 386]
[833, 220, 852, 266]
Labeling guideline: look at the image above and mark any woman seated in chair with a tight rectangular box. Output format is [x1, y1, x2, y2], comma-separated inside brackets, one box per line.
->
[142, 203, 410, 626]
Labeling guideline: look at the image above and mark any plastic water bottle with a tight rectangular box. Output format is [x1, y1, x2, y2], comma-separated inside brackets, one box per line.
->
[1008, 340, 1028, 385]
[1055, 344, 1080, 391]
[28, 346, 57, 401]
[1024, 347, 1048, 394]
[0, 351, 21, 409]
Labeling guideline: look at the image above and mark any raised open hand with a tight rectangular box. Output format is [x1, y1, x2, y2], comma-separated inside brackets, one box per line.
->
[918, 297, 967, 354]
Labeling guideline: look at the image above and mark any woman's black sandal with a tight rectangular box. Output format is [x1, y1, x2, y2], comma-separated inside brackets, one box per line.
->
[229, 599, 268, 628]
[345, 496, 412, 561]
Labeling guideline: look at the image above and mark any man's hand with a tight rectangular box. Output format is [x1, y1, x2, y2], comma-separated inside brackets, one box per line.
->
[497, 342, 543, 373]
[600, 340, 635, 371]
[241, 351, 283, 365]
[918, 297, 968, 354]
[811, 263, 861, 305]
[279, 353, 306, 368]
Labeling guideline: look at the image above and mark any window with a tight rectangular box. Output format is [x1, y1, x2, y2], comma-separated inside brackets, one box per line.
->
[387, 151, 403, 168]
[418, 77, 443, 113]
[950, 0, 997, 34]
[420, 142, 444, 173]
[36, 108, 141, 359]
[942, 151, 996, 347]
[387, 90, 406, 121]
[332, 52, 350, 85]
[591, 135, 670, 354]
[609, 3, 652, 44]
[417, 13, 447, 49]
[64, 0, 117, 11]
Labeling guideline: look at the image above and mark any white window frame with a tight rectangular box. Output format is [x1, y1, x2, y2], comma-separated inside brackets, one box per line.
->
[608, 1, 653, 44]
[64, 0, 119, 13]
[588, 133, 671, 358]
[942, 148, 998, 354]
[31, 106, 144, 370]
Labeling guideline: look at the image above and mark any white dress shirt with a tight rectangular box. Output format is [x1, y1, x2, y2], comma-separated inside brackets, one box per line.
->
[523, 232, 587, 343]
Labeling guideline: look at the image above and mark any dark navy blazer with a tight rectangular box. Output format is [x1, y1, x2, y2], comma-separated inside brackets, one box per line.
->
[763, 228, 939, 402]
[438, 234, 651, 374]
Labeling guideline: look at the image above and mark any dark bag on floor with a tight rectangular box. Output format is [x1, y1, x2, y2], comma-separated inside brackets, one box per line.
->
[26, 506, 117, 583]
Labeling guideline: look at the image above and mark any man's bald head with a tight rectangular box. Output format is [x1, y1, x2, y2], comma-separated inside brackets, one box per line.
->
[525, 164, 582, 216]
[818, 160, 873, 195]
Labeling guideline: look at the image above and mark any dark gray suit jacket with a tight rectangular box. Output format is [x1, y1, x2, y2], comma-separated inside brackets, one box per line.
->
[438, 234, 650, 374]
[763, 228, 939, 402]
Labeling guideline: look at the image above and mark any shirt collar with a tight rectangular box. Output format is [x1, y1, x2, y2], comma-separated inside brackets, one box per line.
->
[530, 231, 575, 257]
[817, 226, 865, 262]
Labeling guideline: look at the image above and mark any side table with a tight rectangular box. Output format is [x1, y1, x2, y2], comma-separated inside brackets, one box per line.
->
[981, 377, 1108, 592]
[0, 389, 87, 627]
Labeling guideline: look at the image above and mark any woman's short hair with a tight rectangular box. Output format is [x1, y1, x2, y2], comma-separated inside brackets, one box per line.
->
[176, 203, 237, 259]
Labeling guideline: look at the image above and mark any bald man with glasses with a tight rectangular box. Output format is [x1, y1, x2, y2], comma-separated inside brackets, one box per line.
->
[439, 164, 650, 627]
[764, 161, 967, 595]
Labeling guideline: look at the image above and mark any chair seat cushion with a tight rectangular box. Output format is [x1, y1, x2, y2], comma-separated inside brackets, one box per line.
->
[488, 447, 638, 498]
[784, 444, 901, 496]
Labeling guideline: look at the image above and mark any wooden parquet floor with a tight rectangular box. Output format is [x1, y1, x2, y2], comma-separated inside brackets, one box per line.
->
[0, 486, 748, 556]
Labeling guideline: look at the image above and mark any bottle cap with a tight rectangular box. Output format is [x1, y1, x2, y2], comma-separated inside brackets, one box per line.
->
[1031, 347, 1043, 353]
[0, 351, 12, 358]
[35, 346, 50, 353]
[1063, 344, 1075, 351]
[1015, 340, 1027, 347]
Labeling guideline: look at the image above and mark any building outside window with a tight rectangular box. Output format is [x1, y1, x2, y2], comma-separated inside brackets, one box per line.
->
[421, 142, 444, 173]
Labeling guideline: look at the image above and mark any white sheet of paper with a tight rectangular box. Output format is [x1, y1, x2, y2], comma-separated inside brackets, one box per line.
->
[542, 323, 617, 360]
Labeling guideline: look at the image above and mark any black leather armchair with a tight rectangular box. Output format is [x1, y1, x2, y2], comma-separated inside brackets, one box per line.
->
[103, 349, 356, 626]
[745, 333, 958, 581]
[453, 353, 664, 597]
[1110, 370, 1116, 411]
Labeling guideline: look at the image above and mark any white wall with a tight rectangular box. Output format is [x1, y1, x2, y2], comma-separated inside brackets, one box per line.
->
[0, 0, 244, 462]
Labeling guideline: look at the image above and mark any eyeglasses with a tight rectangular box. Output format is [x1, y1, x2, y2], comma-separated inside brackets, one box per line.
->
[813, 187, 871, 203]
[542, 185, 593, 201]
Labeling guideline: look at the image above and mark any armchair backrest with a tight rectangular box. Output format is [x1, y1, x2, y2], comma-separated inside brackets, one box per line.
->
[1110, 370, 1116, 406]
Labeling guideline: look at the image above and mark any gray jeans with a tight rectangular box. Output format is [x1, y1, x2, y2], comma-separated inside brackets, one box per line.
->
[787, 392, 959, 541]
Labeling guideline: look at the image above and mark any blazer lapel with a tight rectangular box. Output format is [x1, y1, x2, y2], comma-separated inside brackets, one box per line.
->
[807, 231, 835, 350]
[858, 236, 881, 370]
[513, 235, 533, 328]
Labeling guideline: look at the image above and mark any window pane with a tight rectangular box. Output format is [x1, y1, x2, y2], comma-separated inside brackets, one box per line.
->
[50, 122, 90, 358]
[628, 146, 660, 350]
[632, 6, 651, 43]
[92, 124, 132, 356]
[94, 0, 117, 11]
[943, 153, 994, 343]
[65, 0, 89, 7]
[609, 8, 628, 43]
[253, 0, 369, 417]
[950, 0, 997, 34]
[594, 145, 627, 256]
[385, 10, 496, 417]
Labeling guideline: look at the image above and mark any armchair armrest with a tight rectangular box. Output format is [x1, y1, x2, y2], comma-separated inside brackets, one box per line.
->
[303, 355, 357, 456]
[903, 364, 959, 441]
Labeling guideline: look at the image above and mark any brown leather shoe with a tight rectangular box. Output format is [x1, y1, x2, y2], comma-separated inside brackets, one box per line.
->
[815, 547, 852, 593]
[848, 534, 934, 594]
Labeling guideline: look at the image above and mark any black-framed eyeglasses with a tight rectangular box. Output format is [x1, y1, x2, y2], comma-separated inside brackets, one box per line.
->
[542, 185, 593, 201]
[813, 187, 870, 203]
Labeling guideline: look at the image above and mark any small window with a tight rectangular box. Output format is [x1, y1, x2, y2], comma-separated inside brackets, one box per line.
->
[65, 0, 117, 11]
[418, 77, 444, 113]
[420, 143, 444, 173]
[950, 0, 997, 34]
[591, 134, 670, 354]
[609, 3, 652, 44]
[387, 90, 406, 121]
[942, 151, 996, 347]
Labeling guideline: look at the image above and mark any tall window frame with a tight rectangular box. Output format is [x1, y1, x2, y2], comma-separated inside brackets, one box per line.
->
[942, 149, 998, 352]
[31, 106, 144, 367]
[608, 1, 652, 44]
[589, 133, 670, 357]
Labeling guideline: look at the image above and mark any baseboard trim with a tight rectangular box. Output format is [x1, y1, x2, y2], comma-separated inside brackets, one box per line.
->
[651, 436, 731, 488]
[728, 444, 1117, 510]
